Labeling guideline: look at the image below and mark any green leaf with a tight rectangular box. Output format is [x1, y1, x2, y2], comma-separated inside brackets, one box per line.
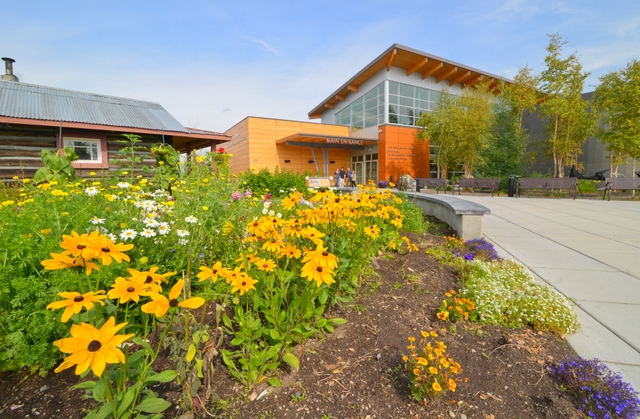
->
[316, 318, 327, 328]
[325, 324, 335, 333]
[86, 402, 114, 419]
[267, 377, 281, 387]
[269, 329, 282, 341]
[92, 379, 106, 402]
[282, 352, 300, 372]
[186, 343, 197, 362]
[135, 397, 172, 414]
[328, 317, 347, 325]
[72, 380, 97, 390]
[117, 387, 137, 417]
[146, 369, 177, 383]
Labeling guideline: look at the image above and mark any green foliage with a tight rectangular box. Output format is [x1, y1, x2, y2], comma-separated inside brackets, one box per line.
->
[150, 143, 181, 191]
[578, 179, 599, 193]
[113, 134, 149, 180]
[396, 196, 429, 233]
[239, 167, 309, 198]
[33, 147, 78, 184]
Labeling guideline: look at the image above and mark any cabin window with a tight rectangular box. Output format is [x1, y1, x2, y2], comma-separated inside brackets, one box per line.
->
[64, 138, 102, 164]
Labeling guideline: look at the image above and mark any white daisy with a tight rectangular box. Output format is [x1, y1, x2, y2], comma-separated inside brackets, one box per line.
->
[185, 216, 198, 224]
[85, 187, 99, 196]
[117, 182, 130, 189]
[277, 213, 282, 219]
[177, 229, 190, 237]
[144, 218, 159, 227]
[107, 233, 117, 242]
[91, 217, 105, 225]
[262, 208, 268, 215]
[178, 238, 189, 245]
[140, 229, 156, 238]
[120, 229, 138, 240]
[158, 223, 170, 235]
[268, 210, 275, 217]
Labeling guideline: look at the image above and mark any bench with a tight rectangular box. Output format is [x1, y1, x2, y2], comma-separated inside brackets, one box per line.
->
[416, 177, 448, 194]
[453, 178, 500, 197]
[602, 178, 640, 201]
[398, 192, 490, 240]
[516, 177, 578, 200]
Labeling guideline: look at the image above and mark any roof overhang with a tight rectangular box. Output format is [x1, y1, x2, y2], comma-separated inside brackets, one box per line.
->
[308, 43, 513, 119]
[0, 116, 230, 152]
[276, 132, 378, 150]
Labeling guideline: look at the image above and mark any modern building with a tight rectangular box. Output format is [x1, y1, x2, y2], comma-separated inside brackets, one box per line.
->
[0, 57, 229, 179]
[222, 44, 511, 184]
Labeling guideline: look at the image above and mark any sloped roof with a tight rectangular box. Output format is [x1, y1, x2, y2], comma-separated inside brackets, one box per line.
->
[308, 43, 512, 119]
[0, 80, 190, 133]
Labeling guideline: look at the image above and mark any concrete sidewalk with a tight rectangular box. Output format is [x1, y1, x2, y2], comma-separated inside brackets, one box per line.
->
[456, 196, 640, 391]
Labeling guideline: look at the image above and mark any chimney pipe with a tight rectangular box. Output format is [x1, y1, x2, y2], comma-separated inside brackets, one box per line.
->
[1, 57, 19, 82]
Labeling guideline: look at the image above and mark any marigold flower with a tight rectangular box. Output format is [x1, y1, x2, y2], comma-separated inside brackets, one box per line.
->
[437, 311, 449, 321]
[417, 357, 428, 366]
[108, 276, 150, 303]
[432, 381, 442, 392]
[53, 316, 134, 376]
[141, 279, 205, 317]
[229, 274, 258, 296]
[47, 291, 107, 322]
[447, 378, 457, 392]
[429, 366, 439, 375]
[413, 368, 421, 376]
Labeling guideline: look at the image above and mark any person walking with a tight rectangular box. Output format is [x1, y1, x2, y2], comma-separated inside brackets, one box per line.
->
[334, 168, 340, 188]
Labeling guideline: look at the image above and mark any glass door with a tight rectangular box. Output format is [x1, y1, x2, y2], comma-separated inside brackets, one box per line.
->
[365, 160, 378, 184]
[354, 162, 363, 185]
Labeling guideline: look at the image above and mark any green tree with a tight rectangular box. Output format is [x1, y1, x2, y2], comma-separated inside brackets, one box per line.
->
[500, 65, 540, 128]
[417, 91, 459, 178]
[594, 59, 640, 176]
[539, 34, 594, 177]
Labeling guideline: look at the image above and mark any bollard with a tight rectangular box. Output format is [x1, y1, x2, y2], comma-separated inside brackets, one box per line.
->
[416, 176, 421, 193]
[508, 175, 515, 197]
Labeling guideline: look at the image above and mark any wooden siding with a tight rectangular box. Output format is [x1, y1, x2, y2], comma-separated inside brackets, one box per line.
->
[378, 125, 430, 182]
[223, 117, 352, 176]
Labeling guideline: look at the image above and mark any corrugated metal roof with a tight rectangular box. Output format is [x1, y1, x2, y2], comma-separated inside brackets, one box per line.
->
[0, 80, 190, 132]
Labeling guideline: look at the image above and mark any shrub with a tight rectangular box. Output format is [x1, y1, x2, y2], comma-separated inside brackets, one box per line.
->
[396, 197, 429, 233]
[460, 260, 579, 334]
[550, 357, 640, 419]
[240, 167, 308, 198]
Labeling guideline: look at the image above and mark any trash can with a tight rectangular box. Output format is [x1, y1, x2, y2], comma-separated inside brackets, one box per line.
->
[416, 176, 421, 193]
[508, 175, 515, 197]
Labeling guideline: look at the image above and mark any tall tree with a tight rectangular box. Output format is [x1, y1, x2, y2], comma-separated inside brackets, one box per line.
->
[417, 91, 459, 178]
[539, 34, 594, 177]
[500, 65, 540, 128]
[594, 59, 640, 176]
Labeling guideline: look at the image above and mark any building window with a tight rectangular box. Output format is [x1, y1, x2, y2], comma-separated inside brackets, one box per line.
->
[335, 83, 384, 130]
[388, 81, 449, 127]
[64, 138, 102, 163]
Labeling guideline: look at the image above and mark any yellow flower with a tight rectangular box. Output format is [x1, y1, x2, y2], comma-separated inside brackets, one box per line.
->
[430, 331, 438, 337]
[86, 234, 134, 266]
[47, 291, 107, 322]
[60, 230, 100, 259]
[363, 225, 380, 239]
[197, 262, 229, 283]
[437, 311, 449, 321]
[421, 331, 428, 338]
[413, 368, 421, 376]
[222, 220, 234, 235]
[108, 276, 150, 303]
[255, 257, 277, 272]
[53, 317, 134, 376]
[416, 357, 428, 366]
[229, 274, 258, 296]
[432, 381, 442, 392]
[301, 243, 339, 271]
[300, 259, 335, 287]
[41, 252, 100, 276]
[127, 266, 176, 293]
[429, 366, 438, 375]
[141, 279, 205, 317]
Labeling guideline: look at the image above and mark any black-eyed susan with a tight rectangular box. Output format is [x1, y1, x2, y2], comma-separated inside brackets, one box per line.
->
[53, 316, 134, 376]
[255, 257, 276, 272]
[86, 234, 134, 266]
[229, 274, 258, 296]
[300, 259, 335, 287]
[261, 238, 282, 253]
[301, 243, 339, 271]
[221, 266, 243, 285]
[41, 252, 100, 275]
[127, 266, 176, 293]
[235, 251, 258, 268]
[197, 261, 229, 283]
[47, 291, 107, 322]
[279, 243, 302, 259]
[363, 225, 380, 239]
[141, 279, 205, 318]
[59, 230, 100, 259]
[107, 276, 150, 303]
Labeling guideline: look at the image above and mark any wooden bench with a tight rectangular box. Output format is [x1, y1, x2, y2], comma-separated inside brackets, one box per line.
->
[453, 178, 500, 197]
[602, 178, 640, 201]
[516, 177, 578, 200]
[416, 177, 448, 194]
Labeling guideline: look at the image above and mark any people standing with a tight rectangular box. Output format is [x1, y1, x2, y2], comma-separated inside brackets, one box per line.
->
[339, 167, 346, 187]
[334, 168, 340, 188]
[346, 167, 354, 187]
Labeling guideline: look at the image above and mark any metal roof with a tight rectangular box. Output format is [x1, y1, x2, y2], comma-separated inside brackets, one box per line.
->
[0, 80, 190, 133]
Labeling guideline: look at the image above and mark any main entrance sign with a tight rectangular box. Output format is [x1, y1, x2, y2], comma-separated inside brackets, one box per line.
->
[325, 138, 364, 146]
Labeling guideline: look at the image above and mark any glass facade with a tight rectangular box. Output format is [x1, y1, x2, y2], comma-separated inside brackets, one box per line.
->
[388, 81, 440, 127]
[335, 83, 384, 130]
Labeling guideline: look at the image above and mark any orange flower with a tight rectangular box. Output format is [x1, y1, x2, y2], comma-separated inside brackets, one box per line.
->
[447, 378, 457, 392]
[86, 235, 134, 266]
[197, 261, 229, 283]
[432, 381, 442, 392]
[108, 276, 150, 303]
[141, 279, 205, 318]
[41, 252, 100, 275]
[300, 259, 335, 287]
[47, 291, 107, 322]
[229, 274, 258, 296]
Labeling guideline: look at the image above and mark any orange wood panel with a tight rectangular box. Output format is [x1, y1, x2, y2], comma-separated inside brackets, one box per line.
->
[378, 125, 429, 182]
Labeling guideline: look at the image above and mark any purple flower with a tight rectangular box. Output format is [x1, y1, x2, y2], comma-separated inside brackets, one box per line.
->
[231, 191, 242, 201]
[464, 252, 474, 261]
[244, 189, 253, 198]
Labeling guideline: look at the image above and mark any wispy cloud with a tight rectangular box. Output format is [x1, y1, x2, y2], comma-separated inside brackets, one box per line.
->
[245, 37, 278, 53]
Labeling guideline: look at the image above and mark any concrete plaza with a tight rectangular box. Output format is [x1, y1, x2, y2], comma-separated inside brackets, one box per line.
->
[456, 195, 640, 391]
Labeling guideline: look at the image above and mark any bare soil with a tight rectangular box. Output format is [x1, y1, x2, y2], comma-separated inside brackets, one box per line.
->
[0, 228, 582, 419]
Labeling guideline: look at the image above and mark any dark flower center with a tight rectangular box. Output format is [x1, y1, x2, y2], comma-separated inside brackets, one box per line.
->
[335, 198, 340, 203]
[87, 340, 102, 352]
[253, 222, 259, 227]
[127, 286, 135, 293]
[241, 281, 247, 286]
[145, 276, 153, 284]
[73, 295, 84, 302]
[77, 244, 86, 249]
[262, 264, 268, 268]
[212, 269, 218, 274]
[316, 266, 323, 273]
[169, 299, 179, 307]
[322, 251, 329, 257]
[101, 247, 111, 253]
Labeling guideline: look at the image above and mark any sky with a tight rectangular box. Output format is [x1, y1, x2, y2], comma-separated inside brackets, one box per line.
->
[2, 0, 639, 133]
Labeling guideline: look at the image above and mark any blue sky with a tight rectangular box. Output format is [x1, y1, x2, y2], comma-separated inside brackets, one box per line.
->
[2, 0, 639, 133]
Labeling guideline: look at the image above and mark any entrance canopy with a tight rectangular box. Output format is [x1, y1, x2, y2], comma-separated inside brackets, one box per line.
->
[276, 132, 378, 175]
